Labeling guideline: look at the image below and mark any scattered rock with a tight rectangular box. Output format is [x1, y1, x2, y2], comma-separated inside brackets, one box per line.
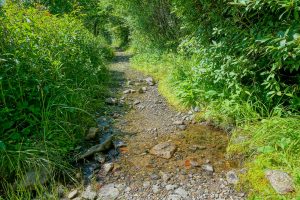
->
[202, 164, 214, 173]
[189, 145, 206, 152]
[226, 170, 239, 185]
[79, 136, 113, 159]
[143, 181, 151, 188]
[173, 121, 184, 125]
[103, 163, 114, 174]
[113, 140, 126, 148]
[127, 80, 134, 85]
[94, 153, 105, 164]
[190, 158, 200, 167]
[152, 185, 160, 193]
[86, 127, 99, 140]
[177, 125, 187, 131]
[123, 89, 136, 94]
[68, 190, 78, 199]
[167, 194, 182, 200]
[81, 185, 96, 200]
[150, 142, 177, 159]
[166, 184, 178, 191]
[159, 171, 171, 182]
[133, 100, 140, 105]
[145, 77, 155, 86]
[174, 187, 188, 198]
[98, 184, 119, 200]
[105, 98, 117, 105]
[265, 170, 295, 194]
[138, 87, 147, 94]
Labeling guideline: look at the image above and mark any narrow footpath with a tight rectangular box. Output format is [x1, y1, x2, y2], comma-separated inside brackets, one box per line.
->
[69, 52, 246, 200]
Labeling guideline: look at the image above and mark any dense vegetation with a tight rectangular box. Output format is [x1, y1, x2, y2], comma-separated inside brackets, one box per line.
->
[103, 0, 300, 199]
[1, 0, 300, 199]
[0, 1, 113, 198]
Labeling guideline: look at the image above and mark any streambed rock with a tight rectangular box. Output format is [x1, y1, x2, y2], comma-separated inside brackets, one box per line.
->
[150, 142, 177, 159]
[79, 136, 113, 159]
[265, 170, 294, 194]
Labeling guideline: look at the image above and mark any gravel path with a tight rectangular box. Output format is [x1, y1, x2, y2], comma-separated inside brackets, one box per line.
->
[67, 52, 246, 200]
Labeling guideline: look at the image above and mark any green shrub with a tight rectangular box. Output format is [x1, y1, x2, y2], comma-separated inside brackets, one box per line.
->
[0, 2, 112, 196]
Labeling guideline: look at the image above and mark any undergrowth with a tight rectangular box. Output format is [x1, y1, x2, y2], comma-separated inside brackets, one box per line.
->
[0, 2, 113, 198]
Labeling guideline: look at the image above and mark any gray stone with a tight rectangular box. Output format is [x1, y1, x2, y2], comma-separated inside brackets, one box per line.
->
[174, 187, 188, 198]
[68, 190, 78, 199]
[98, 184, 119, 200]
[143, 181, 151, 188]
[103, 163, 114, 174]
[150, 142, 177, 159]
[226, 170, 239, 185]
[81, 186, 96, 200]
[166, 184, 178, 191]
[167, 194, 182, 200]
[178, 125, 187, 131]
[145, 77, 155, 86]
[265, 170, 294, 194]
[152, 185, 160, 193]
[105, 98, 117, 105]
[173, 121, 184, 125]
[94, 153, 106, 164]
[202, 164, 214, 173]
[159, 171, 171, 182]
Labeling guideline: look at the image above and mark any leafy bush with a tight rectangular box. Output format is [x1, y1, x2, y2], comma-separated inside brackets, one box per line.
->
[0, 2, 112, 196]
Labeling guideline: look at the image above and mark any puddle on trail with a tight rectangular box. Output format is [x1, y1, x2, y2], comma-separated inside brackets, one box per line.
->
[117, 124, 238, 179]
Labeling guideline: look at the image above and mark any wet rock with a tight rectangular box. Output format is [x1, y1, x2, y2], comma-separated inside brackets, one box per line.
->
[98, 184, 119, 200]
[86, 127, 99, 140]
[173, 121, 184, 125]
[81, 185, 96, 200]
[68, 190, 78, 199]
[202, 164, 214, 173]
[94, 153, 106, 164]
[113, 140, 126, 148]
[226, 170, 239, 185]
[145, 77, 155, 86]
[174, 187, 188, 198]
[265, 170, 295, 194]
[150, 142, 177, 159]
[79, 136, 113, 159]
[105, 98, 117, 105]
[103, 163, 114, 174]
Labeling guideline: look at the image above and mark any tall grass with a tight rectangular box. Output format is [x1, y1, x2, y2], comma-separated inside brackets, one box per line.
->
[0, 2, 113, 198]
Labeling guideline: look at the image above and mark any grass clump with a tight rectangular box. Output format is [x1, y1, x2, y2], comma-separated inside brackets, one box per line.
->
[229, 117, 300, 199]
[0, 2, 113, 198]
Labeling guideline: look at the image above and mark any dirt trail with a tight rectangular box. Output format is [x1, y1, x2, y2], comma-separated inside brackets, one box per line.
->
[73, 52, 246, 200]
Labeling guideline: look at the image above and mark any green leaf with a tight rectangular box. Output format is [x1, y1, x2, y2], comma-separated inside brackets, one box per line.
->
[257, 146, 275, 154]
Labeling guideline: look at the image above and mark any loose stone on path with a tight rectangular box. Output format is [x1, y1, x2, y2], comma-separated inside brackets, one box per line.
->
[265, 170, 295, 194]
[150, 142, 177, 159]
